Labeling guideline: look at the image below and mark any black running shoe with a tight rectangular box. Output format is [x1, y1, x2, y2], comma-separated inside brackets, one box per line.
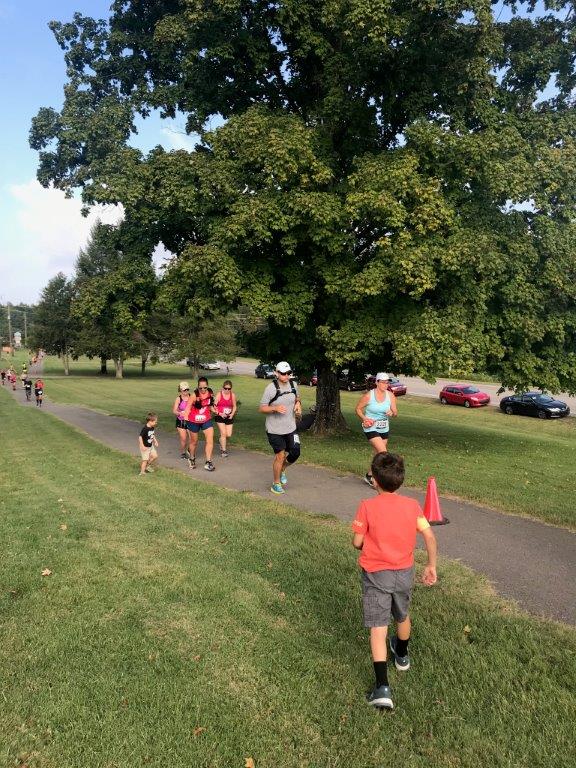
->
[364, 473, 375, 487]
[204, 461, 215, 472]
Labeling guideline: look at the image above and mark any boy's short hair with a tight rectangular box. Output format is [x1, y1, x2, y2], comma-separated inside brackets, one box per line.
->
[146, 412, 158, 422]
[371, 452, 405, 492]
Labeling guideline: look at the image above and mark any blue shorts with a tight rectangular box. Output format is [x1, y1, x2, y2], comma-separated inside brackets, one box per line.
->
[187, 420, 213, 433]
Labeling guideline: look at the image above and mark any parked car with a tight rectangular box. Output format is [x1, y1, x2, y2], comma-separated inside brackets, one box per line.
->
[338, 369, 373, 391]
[499, 392, 570, 419]
[440, 384, 490, 408]
[299, 370, 318, 386]
[387, 377, 407, 396]
[199, 361, 220, 370]
[255, 363, 275, 379]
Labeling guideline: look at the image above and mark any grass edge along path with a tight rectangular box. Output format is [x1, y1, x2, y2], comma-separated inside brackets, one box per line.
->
[38, 360, 576, 530]
[1, 388, 576, 768]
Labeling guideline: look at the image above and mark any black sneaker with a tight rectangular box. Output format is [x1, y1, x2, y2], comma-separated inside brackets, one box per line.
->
[204, 461, 215, 472]
[188, 455, 196, 469]
[220, 450, 229, 458]
[180, 452, 188, 459]
[389, 636, 410, 671]
[364, 473, 375, 487]
[366, 685, 393, 709]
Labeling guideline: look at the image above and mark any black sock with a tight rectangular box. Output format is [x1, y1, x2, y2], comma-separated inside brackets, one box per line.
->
[373, 661, 388, 688]
[395, 637, 410, 657]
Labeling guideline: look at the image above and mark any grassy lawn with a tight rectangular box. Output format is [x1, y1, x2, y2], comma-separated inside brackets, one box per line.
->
[38, 356, 576, 529]
[1, 387, 575, 768]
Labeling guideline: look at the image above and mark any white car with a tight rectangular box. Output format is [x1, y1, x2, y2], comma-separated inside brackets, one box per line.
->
[199, 361, 221, 370]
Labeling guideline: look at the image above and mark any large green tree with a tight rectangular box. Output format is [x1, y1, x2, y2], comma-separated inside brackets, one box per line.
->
[31, 1, 576, 431]
[31, 274, 76, 374]
[73, 222, 158, 378]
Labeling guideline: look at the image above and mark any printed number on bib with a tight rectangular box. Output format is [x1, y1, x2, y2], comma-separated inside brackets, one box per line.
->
[373, 418, 389, 430]
[195, 413, 207, 423]
[293, 434, 301, 444]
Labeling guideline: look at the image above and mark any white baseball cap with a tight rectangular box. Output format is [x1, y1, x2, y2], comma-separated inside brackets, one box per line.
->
[375, 372, 390, 381]
[179, 381, 190, 391]
[276, 361, 292, 373]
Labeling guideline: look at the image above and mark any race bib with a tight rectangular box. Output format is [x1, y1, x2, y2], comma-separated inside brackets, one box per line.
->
[293, 434, 300, 444]
[373, 418, 389, 430]
[223, 408, 232, 417]
[194, 413, 208, 423]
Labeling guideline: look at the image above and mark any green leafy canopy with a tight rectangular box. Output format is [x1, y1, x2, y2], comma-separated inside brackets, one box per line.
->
[30, 0, 576, 395]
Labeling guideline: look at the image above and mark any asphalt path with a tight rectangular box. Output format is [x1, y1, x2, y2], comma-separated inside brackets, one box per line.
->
[7, 382, 576, 626]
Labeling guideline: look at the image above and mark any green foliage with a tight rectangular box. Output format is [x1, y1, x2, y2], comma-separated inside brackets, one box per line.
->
[72, 222, 158, 372]
[30, 1, 576, 399]
[30, 274, 76, 365]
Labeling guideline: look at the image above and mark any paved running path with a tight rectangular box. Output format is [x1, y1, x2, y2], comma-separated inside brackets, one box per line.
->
[10, 387, 576, 626]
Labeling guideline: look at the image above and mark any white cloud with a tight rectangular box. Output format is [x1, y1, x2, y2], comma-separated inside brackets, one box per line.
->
[0, 180, 124, 303]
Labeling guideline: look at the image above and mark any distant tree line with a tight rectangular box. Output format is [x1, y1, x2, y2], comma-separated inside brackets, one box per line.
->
[30, 221, 246, 378]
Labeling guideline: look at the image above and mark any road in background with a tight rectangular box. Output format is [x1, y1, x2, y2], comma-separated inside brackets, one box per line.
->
[224, 360, 576, 415]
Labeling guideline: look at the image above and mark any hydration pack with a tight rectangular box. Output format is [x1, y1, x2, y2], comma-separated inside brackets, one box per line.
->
[268, 379, 297, 405]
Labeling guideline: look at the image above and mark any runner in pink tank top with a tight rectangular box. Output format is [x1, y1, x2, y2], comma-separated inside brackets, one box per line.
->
[214, 379, 237, 457]
[172, 381, 191, 458]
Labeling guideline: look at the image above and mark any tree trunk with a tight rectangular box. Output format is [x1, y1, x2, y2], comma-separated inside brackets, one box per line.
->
[63, 346, 70, 376]
[311, 363, 348, 435]
[141, 353, 147, 375]
[114, 356, 124, 379]
[100, 355, 108, 375]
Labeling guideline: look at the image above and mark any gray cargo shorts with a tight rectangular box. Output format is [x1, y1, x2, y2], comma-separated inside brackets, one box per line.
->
[362, 567, 414, 627]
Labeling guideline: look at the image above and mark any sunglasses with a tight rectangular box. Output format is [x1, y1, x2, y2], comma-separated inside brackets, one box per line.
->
[277, 370, 291, 376]
[181, 388, 190, 392]
[198, 386, 208, 390]
[223, 387, 232, 390]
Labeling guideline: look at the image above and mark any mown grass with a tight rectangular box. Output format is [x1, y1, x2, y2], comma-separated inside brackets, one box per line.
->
[39, 356, 576, 529]
[1, 388, 575, 768]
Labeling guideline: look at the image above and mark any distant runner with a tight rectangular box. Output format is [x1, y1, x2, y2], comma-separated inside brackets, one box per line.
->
[34, 378, 44, 407]
[24, 377, 33, 401]
[258, 361, 302, 495]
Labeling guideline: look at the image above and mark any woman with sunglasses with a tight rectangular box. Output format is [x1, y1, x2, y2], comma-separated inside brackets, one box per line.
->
[185, 376, 216, 471]
[214, 380, 237, 457]
[172, 381, 191, 458]
[355, 372, 397, 487]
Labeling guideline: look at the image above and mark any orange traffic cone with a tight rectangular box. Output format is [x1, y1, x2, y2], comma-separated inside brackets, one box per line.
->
[423, 476, 449, 525]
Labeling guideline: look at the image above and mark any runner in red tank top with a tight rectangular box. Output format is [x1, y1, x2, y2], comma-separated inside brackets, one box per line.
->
[184, 376, 217, 471]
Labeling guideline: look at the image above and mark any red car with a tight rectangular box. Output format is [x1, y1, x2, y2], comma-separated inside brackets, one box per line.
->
[440, 384, 490, 408]
[387, 377, 407, 396]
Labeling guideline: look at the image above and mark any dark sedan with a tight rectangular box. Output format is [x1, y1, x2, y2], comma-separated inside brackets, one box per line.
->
[255, 363, 275, 379]
[500, 392, 570, 419]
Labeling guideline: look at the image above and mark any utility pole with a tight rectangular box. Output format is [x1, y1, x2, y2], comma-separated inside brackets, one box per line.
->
[24, 311, 28, 349]
[7, 303, 13, 357]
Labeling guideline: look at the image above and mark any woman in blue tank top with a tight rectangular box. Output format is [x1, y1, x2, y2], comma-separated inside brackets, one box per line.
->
[355, 372, 398, 487]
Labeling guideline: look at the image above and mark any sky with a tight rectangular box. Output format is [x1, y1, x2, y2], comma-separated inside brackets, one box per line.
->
[0, 0, 197, 306]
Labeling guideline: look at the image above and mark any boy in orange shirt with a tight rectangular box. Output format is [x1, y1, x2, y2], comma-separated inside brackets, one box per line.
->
[352, 452, 437, 709]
